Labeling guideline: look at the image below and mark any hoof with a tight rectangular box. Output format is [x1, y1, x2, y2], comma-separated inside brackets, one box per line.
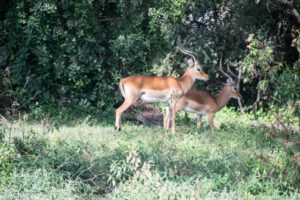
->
[114, 126, 121, 131]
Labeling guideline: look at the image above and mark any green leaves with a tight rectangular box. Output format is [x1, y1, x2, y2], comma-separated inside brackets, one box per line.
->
[0, 0, 187, 112]
[0, 0, 299, 117]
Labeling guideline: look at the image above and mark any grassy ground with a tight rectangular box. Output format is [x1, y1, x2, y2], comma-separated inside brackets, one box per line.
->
[0, 108, 299, 199]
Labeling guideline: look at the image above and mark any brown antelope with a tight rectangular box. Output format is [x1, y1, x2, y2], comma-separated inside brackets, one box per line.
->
[166, 59, 242, 133]
[115, 46, 209, 133]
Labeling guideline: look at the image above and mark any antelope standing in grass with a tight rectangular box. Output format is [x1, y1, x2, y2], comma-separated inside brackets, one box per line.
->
[115, 46, 209, 133]
[165, 59, 242, 133]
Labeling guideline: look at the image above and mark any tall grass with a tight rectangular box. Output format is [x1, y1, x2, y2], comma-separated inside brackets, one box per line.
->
[0, 108, 299, 199]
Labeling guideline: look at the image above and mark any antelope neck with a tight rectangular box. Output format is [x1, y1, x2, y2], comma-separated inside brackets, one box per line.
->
[178, 69, 195, 94]
[215, 87, 231, 111]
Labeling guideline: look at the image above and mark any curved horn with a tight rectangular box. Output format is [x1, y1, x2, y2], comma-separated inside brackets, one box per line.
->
[179, 47, 198, 56]
[226, 62, 243, 88]
[226, 65, 238, 79]
[176, 36, 198, 64]
[219, 56, 233, 82]
[227, 63, 244, 80]
[177, 46, 197, 62]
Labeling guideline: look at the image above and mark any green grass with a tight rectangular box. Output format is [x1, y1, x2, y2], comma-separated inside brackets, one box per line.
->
[0, 108, 299, 199]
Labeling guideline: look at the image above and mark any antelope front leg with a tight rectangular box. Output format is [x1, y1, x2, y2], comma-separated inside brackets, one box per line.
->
[208, 113, 215, 133]
[169, 90, 183, 133]
[171, 102, 177, 133]
[196, 115, 202, 128]
[163, 106, 171, 129]
[163, 113, 167, 129]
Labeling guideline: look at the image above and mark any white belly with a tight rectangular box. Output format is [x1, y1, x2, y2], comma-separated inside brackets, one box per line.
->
[140, 96, 166, 102]
[184, 107, 208, 115]
[140, 89, 170, 103]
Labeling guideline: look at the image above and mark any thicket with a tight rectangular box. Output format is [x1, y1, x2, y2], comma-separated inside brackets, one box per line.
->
[0, 0, 184, 116]
[0, 0, 299, 123]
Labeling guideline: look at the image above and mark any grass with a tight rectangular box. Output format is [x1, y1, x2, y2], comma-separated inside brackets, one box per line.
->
[0, 108, 299, 199]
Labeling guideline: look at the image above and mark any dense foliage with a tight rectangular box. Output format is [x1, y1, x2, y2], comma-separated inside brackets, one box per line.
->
[0, 0, 299, 120]
[0, 0, 185, 115]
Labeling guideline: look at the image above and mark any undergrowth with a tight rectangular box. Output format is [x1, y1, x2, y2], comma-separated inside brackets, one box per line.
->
[0, 108, 299, 199]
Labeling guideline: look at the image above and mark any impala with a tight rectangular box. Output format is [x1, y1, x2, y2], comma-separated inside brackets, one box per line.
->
[166, 59, 242, 133]
[115, 47, 209, 133]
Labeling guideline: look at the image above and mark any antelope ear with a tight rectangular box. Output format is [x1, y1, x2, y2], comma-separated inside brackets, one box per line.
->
[225, 79, 232, 85]
[187, 58, 194, 68]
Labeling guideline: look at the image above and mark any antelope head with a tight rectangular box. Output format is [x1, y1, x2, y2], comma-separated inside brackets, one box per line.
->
[177, 45, 209, 81]
[219, 57, 242, 100]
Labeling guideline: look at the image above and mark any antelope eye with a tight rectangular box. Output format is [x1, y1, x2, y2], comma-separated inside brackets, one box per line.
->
[197, 68, 201, 71]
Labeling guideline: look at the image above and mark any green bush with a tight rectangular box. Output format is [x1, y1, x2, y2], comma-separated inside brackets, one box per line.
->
[13, 130, 47, 156]
[0, 0, 186, 114]
[0, 143, 18, 178]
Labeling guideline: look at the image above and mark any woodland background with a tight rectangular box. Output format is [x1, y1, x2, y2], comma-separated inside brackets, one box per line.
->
[0, 0, 299, 120]
[0, 0, 300, 199]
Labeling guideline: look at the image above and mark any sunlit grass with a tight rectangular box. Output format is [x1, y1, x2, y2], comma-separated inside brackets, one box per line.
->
[0, 108, 299, 199]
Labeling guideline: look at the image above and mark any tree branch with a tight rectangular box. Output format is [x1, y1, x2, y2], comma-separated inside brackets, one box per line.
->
[242, 88, 261, 112]
[98, 17, 123, 22]
[277, 0, 300, 24]
[278, 0, 293, 7]
[239, 76, 262, 112]
[291, 8, 300, 24]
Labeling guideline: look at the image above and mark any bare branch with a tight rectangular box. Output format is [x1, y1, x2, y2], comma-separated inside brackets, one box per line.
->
[237, 99, 245, 113]
[291, 8, 300, 24]
[278, 0, 293, 7]
[242, 87, 261, 112]
[278, 0, 300, 24]
[273, 112, 290, 133]
[98, 17, 123, 22]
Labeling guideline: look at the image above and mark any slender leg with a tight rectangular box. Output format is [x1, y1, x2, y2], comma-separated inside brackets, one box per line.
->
[163, 106, 171, 129]
[171, 102, 177, 133]
[196, 115, 202, 128]
[208, 113, 215, 133]
[169, 97, 185, 133]
[163, 113, 167, 129]
[115, 99, 134, 131]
